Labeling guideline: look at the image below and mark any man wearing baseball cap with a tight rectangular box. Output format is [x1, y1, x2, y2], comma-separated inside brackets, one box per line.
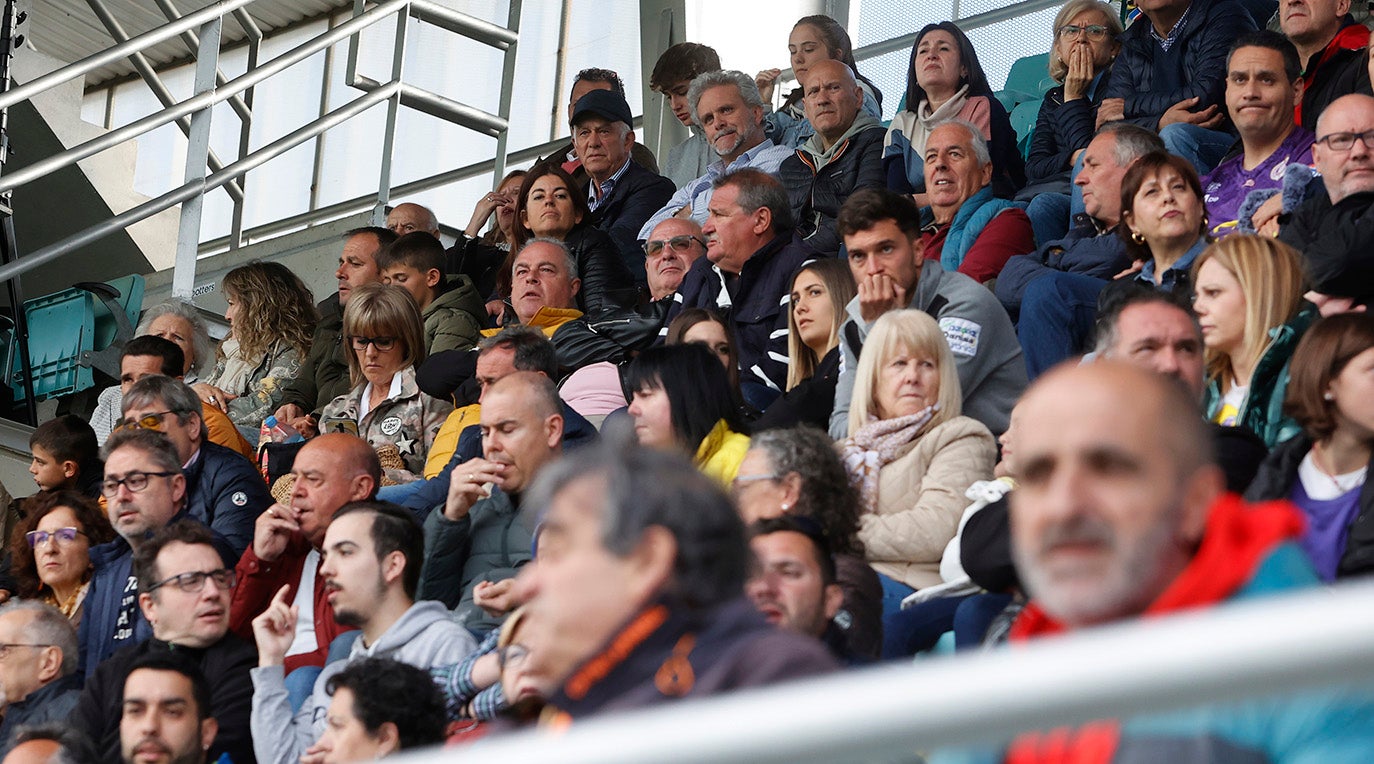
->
[571, 88, 675, 284]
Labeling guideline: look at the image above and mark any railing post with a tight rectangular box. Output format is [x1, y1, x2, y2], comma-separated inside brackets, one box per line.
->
[372, 3, 408, 225]
[490, 0, 521, 187]
[172, 15, 223, 300]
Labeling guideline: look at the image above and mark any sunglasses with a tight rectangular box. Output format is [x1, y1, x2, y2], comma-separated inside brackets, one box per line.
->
[118, 410, 179, 432]
[643, 235, 705, 256]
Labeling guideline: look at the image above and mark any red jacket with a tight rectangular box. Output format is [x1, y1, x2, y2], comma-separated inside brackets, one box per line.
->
[229, 533, 356, 673]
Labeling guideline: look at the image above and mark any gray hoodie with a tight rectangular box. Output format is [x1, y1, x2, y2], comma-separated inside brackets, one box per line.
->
[250, 600, 477, 764]
[829, 260, 1026, 439]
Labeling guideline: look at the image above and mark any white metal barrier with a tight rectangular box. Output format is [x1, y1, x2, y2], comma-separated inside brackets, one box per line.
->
[392, 579, 1374, 763]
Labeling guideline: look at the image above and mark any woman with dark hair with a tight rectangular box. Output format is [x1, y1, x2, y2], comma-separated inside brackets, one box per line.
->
[624, 343, 751, 487]
[1194, 234, 1312, 448]
[450, 169, 527, 313]
[664, 308, 760, 420]
[734, 425, 882, 660]
[504, 164, 637, 318]
[1246, 314, 1374, 581]
[10, 490, 115, 626]
[1118, 152, 1212, 291]
[884, 21, 1025, 201]
[194, 261, 319, 433]
[755, 258, 856, 431]
[319, 283, 453, 483]
[755, 14, 884, 148]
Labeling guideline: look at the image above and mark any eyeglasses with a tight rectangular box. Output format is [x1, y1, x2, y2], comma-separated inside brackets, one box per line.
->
[118, 410, 179, 432]
[1315, 130, 1374, 152]
[1058, 24, 1109, 40]
[643, 235, 706, 257]
[147, 568, 237, 594]
[497, 644, 529, 670]
[25, 527, 87, 548]
[101, 471, 179, 498]
[730, 473, 780, 495]
[349, 335, 397, 351]
[0, 643, 50, 659]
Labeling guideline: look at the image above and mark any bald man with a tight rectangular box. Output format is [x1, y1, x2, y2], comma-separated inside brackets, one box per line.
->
[228, 433, 382, 674]
[951, 360, 1374, 759]
[416, 372, 562, 634]
[778, 59, 886, 256]
[1280, 94, 1374, 251]
[386, 203, 441, 238]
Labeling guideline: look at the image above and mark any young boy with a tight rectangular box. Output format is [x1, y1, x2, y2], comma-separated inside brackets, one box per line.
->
[28, 414, 101, 497]
[376, 231, 486, 354]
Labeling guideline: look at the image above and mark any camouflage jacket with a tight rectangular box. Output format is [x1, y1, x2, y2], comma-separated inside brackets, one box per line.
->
[319, 365, 454, 483]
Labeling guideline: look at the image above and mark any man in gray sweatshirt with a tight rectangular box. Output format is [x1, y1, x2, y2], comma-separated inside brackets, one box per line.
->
[249, 502, 476, 764]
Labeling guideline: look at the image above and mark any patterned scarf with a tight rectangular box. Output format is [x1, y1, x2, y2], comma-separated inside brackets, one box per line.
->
[839, 405, 937, 512]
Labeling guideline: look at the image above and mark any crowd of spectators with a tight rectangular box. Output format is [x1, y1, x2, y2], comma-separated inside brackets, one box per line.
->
[7, 2, 1374, 761]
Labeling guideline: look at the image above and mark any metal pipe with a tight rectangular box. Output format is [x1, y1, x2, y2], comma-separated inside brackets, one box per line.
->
[309, 9, 339, 214]
[395, 83, 507, 136]
[489, 0, 521, 186]
[150, 0, 254, 123]
[172, 15, 223, 300]
[408, 0, 517, 49]
[0, 0, 258, 112]
[0, 84, 399, 287]
[0, 0, 409, 197]
[372, 5, 408, 224]
[389, 580, 1374, 763]
[549, 0, 572, 142]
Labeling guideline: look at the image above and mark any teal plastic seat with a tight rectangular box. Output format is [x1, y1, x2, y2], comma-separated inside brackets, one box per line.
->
[9, 274, 145, 401]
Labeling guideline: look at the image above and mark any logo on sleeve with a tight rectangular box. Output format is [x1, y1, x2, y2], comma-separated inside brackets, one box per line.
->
[231, 491, 247, 507]
[939, 317, 981, 357]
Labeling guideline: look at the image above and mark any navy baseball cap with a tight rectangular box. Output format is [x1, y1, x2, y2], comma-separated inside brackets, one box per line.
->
[571, 88, 633, 129]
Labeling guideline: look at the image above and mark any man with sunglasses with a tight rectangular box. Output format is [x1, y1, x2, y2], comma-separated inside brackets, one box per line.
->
[121, 375, 271, 557]
[78, 429, 236, 681]
[642, 218, 707, 303]
[71, 521, 255, 764]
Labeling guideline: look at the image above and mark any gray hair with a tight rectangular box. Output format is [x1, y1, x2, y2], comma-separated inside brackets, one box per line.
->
[136, 301, 215, 381]
[122, 376, 208, 443]
[1097, 122, 1167, 167]
[748, 427, 864, 556]
[100, 426, 184, 474]
[930, 118, 992, 167]
[712, 168, 795, 234]
[0, 601, 78, 676]
[687, 70, 765, 127]
[10, 722, 86, 763]
[523, 435, 750, 610]
[515, 237, 579, 280]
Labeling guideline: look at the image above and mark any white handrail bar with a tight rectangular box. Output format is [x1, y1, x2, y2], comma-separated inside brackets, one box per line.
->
[0, 0, 409, 197]
[0, 83, 399, 286]
[392, 580, 1374, 763]
[0, 0, 258, 112]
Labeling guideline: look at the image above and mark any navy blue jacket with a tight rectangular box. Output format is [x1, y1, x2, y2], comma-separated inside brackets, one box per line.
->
[996, 215, 1130, 318]
[400, 402, 599, 516]
[589, 160, 676, 284]
[183, 441, 272, 557]
[778, 124, 887, 256]
[1025, 75, 1109, 185]
[669, 234, 814, 395]
[78, 515, 237, 677]
[1102, 0, 1256, 130]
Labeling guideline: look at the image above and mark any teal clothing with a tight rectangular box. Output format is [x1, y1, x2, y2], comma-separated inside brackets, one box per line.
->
[1203, 306, 1317, 449]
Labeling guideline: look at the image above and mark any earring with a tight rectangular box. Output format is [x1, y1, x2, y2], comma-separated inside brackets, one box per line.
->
[780, 502, 790, 512]
[1325, 392, 1335, 401]
[1131, 231, 1145, 244]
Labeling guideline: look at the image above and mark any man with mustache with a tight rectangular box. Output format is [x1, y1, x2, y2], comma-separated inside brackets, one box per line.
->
[638, 70, 794, 240]
[778, 59, 886, 257]
[118, 654, 218, 764]
[250, 502, 475, 764]
[954, 361, 1374, 761]
[74, 522, 255, 764]
[415, 372, 561, 635]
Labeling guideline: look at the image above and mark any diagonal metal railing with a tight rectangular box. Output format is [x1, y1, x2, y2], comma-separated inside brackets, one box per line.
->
[0, 0, 522, 299]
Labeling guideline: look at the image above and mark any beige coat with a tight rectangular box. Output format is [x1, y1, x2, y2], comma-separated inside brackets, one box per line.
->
[860, 416, 997, 590]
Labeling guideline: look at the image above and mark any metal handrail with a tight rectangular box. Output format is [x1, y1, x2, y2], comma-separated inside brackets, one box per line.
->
[393, 580, 1374, 763]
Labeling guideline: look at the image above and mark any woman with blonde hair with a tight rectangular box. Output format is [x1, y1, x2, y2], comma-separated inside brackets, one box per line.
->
[840, 309, 996, 616]
[755, 258, 856, 431]
[194, 261, 318, 433]
[319, 283, 453, 483]
[1194, 233, 1314, 447]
